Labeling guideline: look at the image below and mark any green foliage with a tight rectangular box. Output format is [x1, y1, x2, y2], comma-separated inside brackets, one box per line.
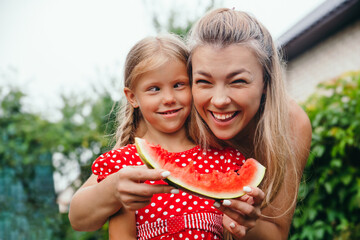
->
[0, 87, 62, 239]
[149, 0, 219, 36]
[0, 84, 118, 239]
[290, 71, 360, 240]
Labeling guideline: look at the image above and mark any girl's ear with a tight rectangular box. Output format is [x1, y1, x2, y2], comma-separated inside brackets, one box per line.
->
[124, 87, 139, 108]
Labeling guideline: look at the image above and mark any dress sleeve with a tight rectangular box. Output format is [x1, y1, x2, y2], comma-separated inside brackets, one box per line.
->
[91, 144, 142, 182]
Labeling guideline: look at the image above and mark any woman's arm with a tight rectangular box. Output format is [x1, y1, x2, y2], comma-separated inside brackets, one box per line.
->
[242, 101, 312, 239]
[216, 101, 312, 239]
[68, 166, 176, 231]
[68, 173, 124, 231]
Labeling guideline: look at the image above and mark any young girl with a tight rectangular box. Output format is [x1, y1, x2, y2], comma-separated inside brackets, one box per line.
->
[69, 34, 262, 240]
[187, 8, 312, 239]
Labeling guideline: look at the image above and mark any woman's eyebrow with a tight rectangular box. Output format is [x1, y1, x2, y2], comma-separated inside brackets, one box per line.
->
[225, 68, 251, 79]
[193, 70, 211, 78]
[194, 68, 252, 79]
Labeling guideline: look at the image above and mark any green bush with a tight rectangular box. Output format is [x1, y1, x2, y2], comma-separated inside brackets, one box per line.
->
[290, 71, 360, 240]
[0, 85, 115, 239]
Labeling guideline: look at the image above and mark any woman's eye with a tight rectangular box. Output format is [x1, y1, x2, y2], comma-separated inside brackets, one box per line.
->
[232, 79, 247, 84]
[195, 79, 210, 84]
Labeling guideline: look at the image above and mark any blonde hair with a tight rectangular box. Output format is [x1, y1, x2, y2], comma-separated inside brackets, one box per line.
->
[187, 8, 299, 217]
[113, 34, 190, 149]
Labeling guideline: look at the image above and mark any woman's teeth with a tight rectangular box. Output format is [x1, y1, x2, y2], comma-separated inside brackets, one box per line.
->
[212, 112, 236, 120]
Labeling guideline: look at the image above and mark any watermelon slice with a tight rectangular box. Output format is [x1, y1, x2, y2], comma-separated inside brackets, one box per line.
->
[135, 137, 266, 199]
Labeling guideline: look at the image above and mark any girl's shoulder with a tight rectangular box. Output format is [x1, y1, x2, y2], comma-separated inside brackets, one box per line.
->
[94, 144, 139, 162]
[91, 144, 143, 182]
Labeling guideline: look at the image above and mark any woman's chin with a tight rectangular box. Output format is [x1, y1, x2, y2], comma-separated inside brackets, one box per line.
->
[211, 130, 237, 141]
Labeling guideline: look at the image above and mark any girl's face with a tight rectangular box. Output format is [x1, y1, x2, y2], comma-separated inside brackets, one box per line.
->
[125, 60, 191, 135]
[191, 45, 264, 140]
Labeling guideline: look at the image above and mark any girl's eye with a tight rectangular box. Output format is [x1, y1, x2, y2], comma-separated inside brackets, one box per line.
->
[147, 86, 160, 92]
[174, 82, 185, 88]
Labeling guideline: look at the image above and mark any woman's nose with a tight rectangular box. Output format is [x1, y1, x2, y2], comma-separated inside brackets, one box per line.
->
[210, 90, 231, 108]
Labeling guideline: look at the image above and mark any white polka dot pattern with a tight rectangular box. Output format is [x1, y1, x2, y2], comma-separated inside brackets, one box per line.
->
[92, 144, 245, 239]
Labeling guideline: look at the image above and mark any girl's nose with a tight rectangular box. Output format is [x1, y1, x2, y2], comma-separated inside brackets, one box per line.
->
[162, 91, 176, 105]
[210, 90, 231, 108]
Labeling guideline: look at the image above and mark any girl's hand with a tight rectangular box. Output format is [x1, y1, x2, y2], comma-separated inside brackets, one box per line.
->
[112, 165, 178, 211]
[213, 186, 265, 239]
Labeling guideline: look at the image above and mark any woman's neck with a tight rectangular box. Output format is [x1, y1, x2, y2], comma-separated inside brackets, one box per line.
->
[228, 117, 258, 158]
[142, 128, 195, 152]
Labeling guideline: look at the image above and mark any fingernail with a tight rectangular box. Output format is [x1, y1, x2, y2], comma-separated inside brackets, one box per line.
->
[230, 222, 236, 228]
[243, 186, 252, 193]
[222, 200, 231, 206]
[213, 201, 221, 208]
[161, 171, 171, 178]
[170, 189, 179, 194]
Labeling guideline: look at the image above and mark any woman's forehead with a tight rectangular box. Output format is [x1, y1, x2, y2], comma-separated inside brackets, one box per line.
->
[191, 45, 262, 73]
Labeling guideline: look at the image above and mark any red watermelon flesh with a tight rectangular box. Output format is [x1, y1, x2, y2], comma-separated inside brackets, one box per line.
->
[135, 137, 266, 199]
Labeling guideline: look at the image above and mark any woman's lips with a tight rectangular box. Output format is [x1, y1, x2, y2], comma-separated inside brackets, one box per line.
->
[210, 111, 238, 122]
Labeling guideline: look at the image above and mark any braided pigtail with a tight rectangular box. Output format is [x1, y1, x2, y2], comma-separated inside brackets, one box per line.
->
[113, 103, 141, 149]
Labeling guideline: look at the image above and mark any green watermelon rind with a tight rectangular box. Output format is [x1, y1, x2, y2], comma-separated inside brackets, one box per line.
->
[135, 137, 266, 200]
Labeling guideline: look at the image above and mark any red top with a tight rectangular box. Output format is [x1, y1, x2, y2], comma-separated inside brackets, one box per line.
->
[92, 144, 245, 240]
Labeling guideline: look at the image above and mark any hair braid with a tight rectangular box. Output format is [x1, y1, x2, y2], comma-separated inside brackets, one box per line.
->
[113, 103, 140, 149]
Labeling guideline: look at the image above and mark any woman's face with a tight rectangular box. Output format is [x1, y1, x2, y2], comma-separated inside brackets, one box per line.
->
[191, 44, 264, 140]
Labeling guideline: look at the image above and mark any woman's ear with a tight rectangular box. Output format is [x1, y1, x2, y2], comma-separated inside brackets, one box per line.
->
[124, 87, 139, 108]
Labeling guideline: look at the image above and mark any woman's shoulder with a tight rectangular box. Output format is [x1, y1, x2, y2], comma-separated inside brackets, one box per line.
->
[288, 99, 312, 138]
[288, 99, 312, 168]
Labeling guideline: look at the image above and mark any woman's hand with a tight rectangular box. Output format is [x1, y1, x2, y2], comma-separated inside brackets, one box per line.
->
[112, 165, 178, 211]
[214, 186, 265, 239]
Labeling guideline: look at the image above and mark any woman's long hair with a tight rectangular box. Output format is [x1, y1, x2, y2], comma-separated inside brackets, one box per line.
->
[187, 8, 300, 219]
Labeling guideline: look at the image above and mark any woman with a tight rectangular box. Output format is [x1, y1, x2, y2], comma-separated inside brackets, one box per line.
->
[187, 8, 312, 239]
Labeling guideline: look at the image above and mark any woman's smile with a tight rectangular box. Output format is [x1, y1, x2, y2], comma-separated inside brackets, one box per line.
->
[191, 44, 264, 140]
[210, 111, 239, 122]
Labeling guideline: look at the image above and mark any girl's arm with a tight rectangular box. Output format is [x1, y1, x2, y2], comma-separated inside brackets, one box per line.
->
[109, 208, 137, 240]
[68, 166, 176, 231]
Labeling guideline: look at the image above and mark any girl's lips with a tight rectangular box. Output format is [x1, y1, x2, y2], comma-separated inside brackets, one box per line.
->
[157, 108, 181, 115]
[210, 111, 238, 122]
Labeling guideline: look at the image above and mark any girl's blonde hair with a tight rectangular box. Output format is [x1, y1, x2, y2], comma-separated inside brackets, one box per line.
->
[113, 34, 190, 149]
[187, 8, 299, 216]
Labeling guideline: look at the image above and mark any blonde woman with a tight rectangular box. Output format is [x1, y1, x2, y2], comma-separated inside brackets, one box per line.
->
[188, 8, 312, 240]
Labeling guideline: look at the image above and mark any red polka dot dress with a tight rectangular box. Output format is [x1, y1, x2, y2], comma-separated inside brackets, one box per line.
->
[92, 145, 245, 240]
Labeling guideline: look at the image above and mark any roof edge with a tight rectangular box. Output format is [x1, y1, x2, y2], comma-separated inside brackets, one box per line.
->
[278, 0, 360, 61]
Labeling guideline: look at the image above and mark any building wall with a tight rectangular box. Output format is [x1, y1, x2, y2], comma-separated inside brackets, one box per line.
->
[285, 19, 360, 103]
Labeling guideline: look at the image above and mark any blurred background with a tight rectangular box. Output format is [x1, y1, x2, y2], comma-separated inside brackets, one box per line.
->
[1, 0, 359, 239]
